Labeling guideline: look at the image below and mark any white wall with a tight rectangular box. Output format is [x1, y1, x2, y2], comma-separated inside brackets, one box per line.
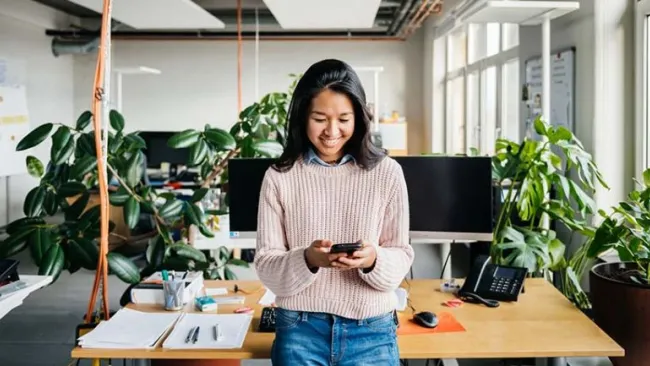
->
[0, 0, 75, 226]
[73, 36, 426, 154]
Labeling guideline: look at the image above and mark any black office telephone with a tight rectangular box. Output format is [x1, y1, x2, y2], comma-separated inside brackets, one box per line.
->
[458, 255, 527, 308]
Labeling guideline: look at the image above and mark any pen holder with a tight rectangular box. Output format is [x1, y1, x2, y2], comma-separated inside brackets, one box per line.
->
[163, 280, 184, 311]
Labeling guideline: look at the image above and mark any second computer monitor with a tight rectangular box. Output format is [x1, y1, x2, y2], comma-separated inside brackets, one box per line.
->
[393, 156, 494, 242]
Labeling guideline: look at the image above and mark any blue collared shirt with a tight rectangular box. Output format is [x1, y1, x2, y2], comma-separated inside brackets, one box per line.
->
[305, 148, 355, 167]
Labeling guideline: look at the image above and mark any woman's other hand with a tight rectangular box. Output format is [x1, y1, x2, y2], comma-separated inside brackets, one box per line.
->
[304, 239, 347, 269]
[332, 241, 377, 270]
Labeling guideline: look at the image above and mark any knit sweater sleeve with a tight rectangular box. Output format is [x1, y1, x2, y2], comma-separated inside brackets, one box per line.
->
[359, 163, 414, 292]
[254, 169, 318, 297]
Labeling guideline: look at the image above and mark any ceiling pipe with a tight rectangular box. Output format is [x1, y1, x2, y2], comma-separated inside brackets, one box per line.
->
[400, 0, 443, 38]
[44, 29, 399, 40]
[51, 36, 99, 57]
[386, 0, 418, 35]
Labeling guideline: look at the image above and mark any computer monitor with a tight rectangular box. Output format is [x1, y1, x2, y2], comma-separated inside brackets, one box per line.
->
[140, 131, 190, 168]
[393, 156, 494, 242]
[227, 155, 494, 242]
[227, 158, 276, 239]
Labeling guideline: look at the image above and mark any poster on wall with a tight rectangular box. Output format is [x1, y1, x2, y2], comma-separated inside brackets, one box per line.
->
[524, 48, 575, 138]
[0, 85, 30, 177]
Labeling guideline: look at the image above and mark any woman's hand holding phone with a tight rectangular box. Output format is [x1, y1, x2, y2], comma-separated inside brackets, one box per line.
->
[304, 239, 348, 269]
[331, 241, 377, 270]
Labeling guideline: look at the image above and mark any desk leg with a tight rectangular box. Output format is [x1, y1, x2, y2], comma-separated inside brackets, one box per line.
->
[548, 357, 567, 366]
[131, 359, 150, 366]
[440, 242, 452, 279]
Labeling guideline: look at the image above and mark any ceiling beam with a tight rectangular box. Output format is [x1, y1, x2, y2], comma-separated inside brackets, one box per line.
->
[0, 0, 79, 29]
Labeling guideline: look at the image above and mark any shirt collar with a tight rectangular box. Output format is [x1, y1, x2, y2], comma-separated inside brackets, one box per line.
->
[305, 147, 355, 167]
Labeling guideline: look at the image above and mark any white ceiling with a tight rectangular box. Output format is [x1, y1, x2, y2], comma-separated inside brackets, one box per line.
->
[262, 0, 382, 29]
[66, 0, 225, 29]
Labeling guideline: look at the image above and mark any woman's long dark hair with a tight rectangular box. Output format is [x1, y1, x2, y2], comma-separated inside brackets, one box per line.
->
[273, 59, 387, 172]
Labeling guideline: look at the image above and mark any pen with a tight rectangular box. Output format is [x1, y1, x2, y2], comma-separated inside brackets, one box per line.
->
[213, 324, 221, 341]
[185, 326, 195, 343]
[192, 326, 200, 344]
[182, 271, 188, 280]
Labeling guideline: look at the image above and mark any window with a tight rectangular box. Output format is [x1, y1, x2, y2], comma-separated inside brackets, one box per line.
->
[481, 66, 497, 154]
[467, 71, 480, 151]
[502, 23, 519, 51]
[468, 23, 501, 64]
[447, 29, 467, 73]
[446, 77, 466, 154]
[501, 59, 520, 141]
[436, 18, 521, 158]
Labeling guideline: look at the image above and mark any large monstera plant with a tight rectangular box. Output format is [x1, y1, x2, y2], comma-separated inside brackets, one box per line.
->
[491, 116, 608, 309]
[0, 75, 297, 283]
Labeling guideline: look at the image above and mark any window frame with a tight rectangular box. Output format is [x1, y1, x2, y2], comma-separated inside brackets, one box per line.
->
[635, 0, 650, 179]
[440, 23, 519, 155]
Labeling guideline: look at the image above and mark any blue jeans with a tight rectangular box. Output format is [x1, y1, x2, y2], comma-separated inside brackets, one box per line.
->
[271, 308, 400, 366]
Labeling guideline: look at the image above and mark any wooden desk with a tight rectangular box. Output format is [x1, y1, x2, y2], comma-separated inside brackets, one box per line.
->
[71, 279, 623, 361]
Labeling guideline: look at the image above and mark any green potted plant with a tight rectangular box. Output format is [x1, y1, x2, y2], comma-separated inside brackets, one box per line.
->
[491, 116, 608, 309]
[0, 76, 298, 284]
[569, 169, 650, 366]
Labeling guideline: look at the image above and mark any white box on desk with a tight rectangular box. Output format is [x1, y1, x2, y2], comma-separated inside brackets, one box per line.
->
[130, 271, 204, 305]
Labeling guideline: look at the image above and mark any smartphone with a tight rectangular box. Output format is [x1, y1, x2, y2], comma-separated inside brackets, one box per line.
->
[330, 242, 362, 255]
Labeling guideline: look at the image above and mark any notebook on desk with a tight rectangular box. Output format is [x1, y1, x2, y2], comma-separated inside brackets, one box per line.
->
[162, 313, 253, 349]
[77, 308, 181, 349]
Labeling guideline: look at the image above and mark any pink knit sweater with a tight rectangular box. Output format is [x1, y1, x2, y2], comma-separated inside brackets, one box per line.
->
[254, 156, 414, 319]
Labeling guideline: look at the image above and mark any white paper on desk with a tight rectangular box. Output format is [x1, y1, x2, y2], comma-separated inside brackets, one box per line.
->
[163, 313, 253, 349]
[205, 288, 228, 296]
[77, 308, 181, 349]
[258, 289, 276, 305]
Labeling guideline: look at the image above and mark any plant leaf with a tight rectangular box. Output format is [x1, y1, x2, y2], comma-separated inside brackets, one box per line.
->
[204, 128, 236, 151]
[123, 196, 140, 229]
[28, 228, 53, 266]
[106, 252, 141, 284]
[58, 181, 88, 197]
[0, 228, 34, 258]
[51, 137, 75, 166]
[188, 139, 208, 167]
[167, 129, 201, 149]
[125, 152, 144, 187]
[158, 199, 184, 219]
[76, 110, 93, 130]
[227, 258, 249, 267]
[25, 156, 44, 178]
[170, 242, 207, 262]
[191, 188, 209, 203]
[16, 123, 54, 151]
[6, 217, 45, 235]
[23, 186, 46, 217]
[146, 235, 166, 269]
[109, 110, 125, 132]
[252, 140, 283, 157]
[224, 266, 237, 280]
[643, 168, 650, 188]
[68, 238, 99, 270]
[70, 155, 97, 179]
[38, 243, 65, 280]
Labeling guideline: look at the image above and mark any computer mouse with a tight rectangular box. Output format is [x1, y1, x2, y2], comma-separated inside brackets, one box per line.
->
[413, 311, 438, 328]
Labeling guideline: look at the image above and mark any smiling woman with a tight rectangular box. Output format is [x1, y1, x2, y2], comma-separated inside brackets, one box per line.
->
[254, 59, 415, 366]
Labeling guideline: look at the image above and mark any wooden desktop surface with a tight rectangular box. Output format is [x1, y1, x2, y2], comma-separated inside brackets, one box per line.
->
[71, 279, 624, 360]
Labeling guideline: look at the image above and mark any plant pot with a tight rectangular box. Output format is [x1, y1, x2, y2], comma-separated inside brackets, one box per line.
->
[590, 261, 650, 366]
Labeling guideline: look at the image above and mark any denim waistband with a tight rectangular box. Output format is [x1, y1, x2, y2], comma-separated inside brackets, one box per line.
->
[279, 308, 395, 326]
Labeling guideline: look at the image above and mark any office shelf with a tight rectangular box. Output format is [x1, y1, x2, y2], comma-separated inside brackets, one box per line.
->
[458, 0, 580, 26]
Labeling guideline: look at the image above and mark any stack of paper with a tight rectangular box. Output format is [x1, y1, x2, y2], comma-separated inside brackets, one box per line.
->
[77, 308, 181, 349]
[162, 313, 253, 349]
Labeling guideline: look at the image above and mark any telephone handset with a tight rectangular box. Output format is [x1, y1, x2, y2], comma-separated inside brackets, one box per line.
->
[458, 255, 528, 308]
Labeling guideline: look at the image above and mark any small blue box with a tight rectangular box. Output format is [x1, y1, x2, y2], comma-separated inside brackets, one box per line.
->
[195, 296, 218, 311]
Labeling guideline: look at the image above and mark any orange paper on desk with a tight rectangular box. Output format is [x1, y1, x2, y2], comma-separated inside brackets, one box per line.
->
[397, 312, 465, 335]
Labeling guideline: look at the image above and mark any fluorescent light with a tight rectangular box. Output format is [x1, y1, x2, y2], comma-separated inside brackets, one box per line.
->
[263, 0, 382, 29]
[457, 1, 579, 26]
[114, 66, 161, 75]
[67, 0, 225, 29]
